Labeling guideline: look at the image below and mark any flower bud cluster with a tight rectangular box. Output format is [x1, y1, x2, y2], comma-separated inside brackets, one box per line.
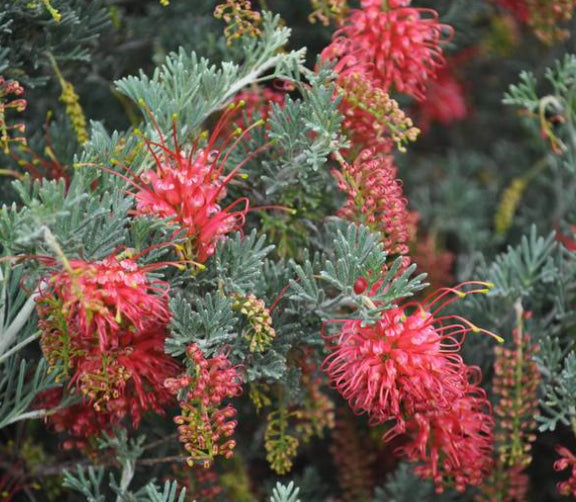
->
[337, 73, 420, 154]
[309, 0, 348, 26]
[232, 293, 276, 352]
[0, 77, 27, 153]
[165, 344, 242, 468]
[214, 0, 262, 45]
[334, 149, 418, 259]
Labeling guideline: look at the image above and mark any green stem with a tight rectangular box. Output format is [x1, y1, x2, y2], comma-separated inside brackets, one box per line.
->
[115, 459, 136, 502]
[510, 298, 525, 464]
[46, 53, 65, 88]
[0, 294, 40, 357]
[42, 226, 73, 274]
[4, 402, 67, 427]
[0, 331, 40, 365]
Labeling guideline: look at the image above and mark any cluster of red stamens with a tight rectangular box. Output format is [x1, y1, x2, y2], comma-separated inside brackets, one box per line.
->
[321, 0, 452, 101]
[322, 283, 499, 492]
[36, 255, 178, 445]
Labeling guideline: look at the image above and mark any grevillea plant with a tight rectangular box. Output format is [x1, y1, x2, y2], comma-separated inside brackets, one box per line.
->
[2, 1, 576, 501]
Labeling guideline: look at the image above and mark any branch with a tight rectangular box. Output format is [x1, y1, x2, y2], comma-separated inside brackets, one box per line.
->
[4, 401, 69, 427]
[0, 293, 39, 357]
[0, 331, 41, 365]
[0, 454, 189, 482]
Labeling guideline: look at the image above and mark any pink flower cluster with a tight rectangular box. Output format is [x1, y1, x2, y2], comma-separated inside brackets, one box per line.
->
[321, 0, 452, 101]
[37, 388, 113, 451]
[233, 84, 287, 126]
[324, 2, 464, 262]
[554, 445, 576, 497]
[165, 344, 242, 467]
[321, 0, 468, 144]
[334, 149, 418, 260]
[134, 118, 250, 264]
[37, 255, 178, 446]
[135, 145, 247, 263]
[497, 0, 576, 44]
[322, 287, 495, 492]
[399, 389, 493, 491]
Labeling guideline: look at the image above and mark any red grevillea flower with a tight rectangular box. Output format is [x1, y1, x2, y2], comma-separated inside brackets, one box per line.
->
[362, 0, 411, 7]
[497, 0, 529, 22]
[554, 445, 576, 497]
[165, 344, 243, 467]
[399, 388, 493, 492]
[135, 152, 246, 263]
[38, 256, 169, 352]
[132, 111, 253, 263]
[37, 255, 178, 430]
[333, 149, 418, 258]
[322, 306, 468, 428]
[321, 0, 452, 100]
[73, 335, 178, 425]
[36, 388, 113, 451]
[322, 283, 499, 492]
[416, 63, 468, 132]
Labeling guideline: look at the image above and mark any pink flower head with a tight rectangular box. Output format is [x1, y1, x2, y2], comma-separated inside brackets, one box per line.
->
[399, 388, 494, 492]
[322, 283, 499, 492]
[73, 335, 179, 426]
[321, 1, 452, 100]
[362, 0, 411, 7]
[554, 445, 576, 497]
[133, 111, 254, 263]
[37, 255, 178, 430]
[38, 256, 169, 352]
[233, 83, 289, 125]
[322, 306, 468, 428]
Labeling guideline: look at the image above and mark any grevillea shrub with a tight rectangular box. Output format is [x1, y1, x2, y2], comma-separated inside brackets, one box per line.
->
[2, 1, 576, 501]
